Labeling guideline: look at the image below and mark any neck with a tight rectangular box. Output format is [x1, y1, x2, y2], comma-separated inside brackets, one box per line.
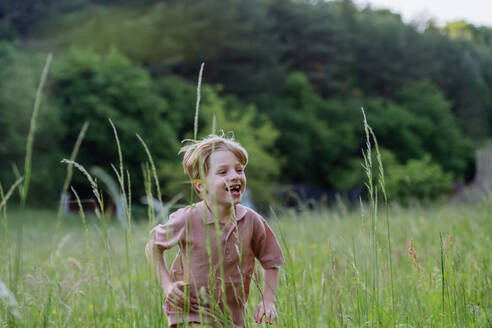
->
[206, 199, 235, 223]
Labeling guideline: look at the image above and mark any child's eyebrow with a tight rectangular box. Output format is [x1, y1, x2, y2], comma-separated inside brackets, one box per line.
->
[215, 163, 242, 170]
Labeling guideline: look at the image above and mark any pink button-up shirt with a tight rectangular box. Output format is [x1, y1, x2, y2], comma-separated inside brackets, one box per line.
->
[150, 201, 284, 327]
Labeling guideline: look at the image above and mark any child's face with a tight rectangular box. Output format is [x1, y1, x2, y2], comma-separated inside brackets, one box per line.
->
[197, 150, 246, 208]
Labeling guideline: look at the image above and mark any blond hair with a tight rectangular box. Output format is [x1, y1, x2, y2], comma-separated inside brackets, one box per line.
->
[179, 134, 248, 182]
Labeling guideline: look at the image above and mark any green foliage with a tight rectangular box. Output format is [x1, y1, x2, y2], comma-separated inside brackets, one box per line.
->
[154, 75, 204, 139]
[263, 73, 379, 190]
[31, 0, 285, 99]
[24, 0, 492, 143]
[367, 80, 473, 180]
[443, 20, 492, 47]
[262, 72, 323, 184]
[385, 154, 453, 203]
[366, 100, 425, 160]
[352, 7, 421, 96]
[0, 0, 88, 35]
[3, 0, 492, 204]
[443, 21, 475, 41]
[262, 74, 472, 196]
[316, 97, 366, 189]
[396, 80, 473, 177]
[0, 42, 64, 205]
[159, 80, 281, 208]
[270, 0, 354, 96]
[53, 48, 179, 197]
[420, 28, 492, 140]
[201, 89, 281, 207]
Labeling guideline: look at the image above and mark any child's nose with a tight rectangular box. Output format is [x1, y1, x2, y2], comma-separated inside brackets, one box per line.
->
[229, 171, 241, 180]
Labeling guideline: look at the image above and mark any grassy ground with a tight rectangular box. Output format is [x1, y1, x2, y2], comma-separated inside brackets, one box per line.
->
[1, 200, 491, 327]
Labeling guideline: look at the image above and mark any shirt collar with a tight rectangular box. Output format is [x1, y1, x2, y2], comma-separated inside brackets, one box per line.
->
[196, 200, 247, 224]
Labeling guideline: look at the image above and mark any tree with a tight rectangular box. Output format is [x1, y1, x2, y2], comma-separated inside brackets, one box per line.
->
[367, 81, 473, 180]
[0, 0, 89, 36]
[269, 0, 353, 97]
[53, 48, 179, 198]
[0, 42, 64, 205]
[396, 80, 473, 178]
[385, 154, 453, 203]
[261, 72, 322, 184]
[30, 0, 285, 101]
[154, 75, 205, 140]
[352, 8, 425, 97]
[262, 72, 366, 189]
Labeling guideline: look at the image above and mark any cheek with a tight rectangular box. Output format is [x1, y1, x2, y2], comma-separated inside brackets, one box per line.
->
[199, 177, 214, 195]
[211, 178, 224, 191]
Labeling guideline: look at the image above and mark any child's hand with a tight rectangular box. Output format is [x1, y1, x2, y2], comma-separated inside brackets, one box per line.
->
[165, 281, 187, 306]
[254, 301, 278, 325]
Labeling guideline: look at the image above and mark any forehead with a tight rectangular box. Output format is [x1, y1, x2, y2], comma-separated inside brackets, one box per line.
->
[209, 150, 242, 168]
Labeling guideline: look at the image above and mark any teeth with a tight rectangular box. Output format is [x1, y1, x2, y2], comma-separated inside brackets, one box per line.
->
[227, 185, 240, 192]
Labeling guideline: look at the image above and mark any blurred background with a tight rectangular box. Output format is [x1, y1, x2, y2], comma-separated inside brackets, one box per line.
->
[1, 0, 491, 211]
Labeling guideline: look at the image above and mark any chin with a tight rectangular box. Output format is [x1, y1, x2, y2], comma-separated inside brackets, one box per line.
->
[217, 197, 241, 206]
[229, 196, 241, 205]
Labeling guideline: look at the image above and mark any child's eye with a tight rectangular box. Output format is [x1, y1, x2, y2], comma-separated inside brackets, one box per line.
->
[218, 170, 226, 175]
[236, 168, 243, 173]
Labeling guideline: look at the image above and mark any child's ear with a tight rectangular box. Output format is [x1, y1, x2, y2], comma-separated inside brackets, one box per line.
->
[194, 180, 202, 194]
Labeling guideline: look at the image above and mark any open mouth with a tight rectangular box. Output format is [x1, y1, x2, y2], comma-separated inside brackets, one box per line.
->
[226, 184, 241, 193]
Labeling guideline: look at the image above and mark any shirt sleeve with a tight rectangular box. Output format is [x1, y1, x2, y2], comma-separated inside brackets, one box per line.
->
[149, 210, 187, 252]
[252, 215, 285, 269]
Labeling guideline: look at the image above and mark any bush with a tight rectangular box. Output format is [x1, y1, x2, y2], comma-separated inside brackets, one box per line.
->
[385, 154, 453, 203]
[262, 73, 366, 189]
[53, 48, 180, 199]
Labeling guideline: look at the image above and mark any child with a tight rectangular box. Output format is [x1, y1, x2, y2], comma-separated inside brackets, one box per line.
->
[146, 134, 284, 327]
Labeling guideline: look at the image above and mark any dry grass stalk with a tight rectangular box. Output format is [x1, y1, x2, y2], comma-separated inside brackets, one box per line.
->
[408, 239, 425, 287]
[194, 63, 205, 140]
[443, 232, 453, 256]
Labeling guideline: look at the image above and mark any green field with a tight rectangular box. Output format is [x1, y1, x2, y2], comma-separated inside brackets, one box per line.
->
[2, 2, 492, 326]
[1, 200, 491, 327]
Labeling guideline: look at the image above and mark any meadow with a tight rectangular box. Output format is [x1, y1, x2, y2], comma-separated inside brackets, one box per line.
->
[0, 54, 490, 328]
[1, 198, 491, 327]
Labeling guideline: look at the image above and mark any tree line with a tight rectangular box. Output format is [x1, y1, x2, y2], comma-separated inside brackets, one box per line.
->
[1, 0, 491, 207]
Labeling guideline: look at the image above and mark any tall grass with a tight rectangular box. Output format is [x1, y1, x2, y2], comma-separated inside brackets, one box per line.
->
[2, 106, 491, 326]
[2, 202, 491, 327]
[1, 61, 491, 327]
[360, 108, 395, 326]
[56, 121, 89, 230]
[194, 63, 205, 140]
[21, 53, 53, 208]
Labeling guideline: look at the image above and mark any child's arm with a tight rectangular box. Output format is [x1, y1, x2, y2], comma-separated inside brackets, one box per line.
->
[145, 240, 187, 306]
[254, 267, 280, 325]
[251, 214, 284, 325]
